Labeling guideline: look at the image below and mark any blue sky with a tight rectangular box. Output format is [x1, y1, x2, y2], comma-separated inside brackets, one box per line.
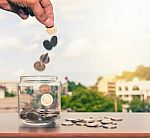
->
[0, 0, 150, 85]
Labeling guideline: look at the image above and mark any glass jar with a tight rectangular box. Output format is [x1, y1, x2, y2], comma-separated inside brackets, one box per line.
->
[18, 76, 61, 127]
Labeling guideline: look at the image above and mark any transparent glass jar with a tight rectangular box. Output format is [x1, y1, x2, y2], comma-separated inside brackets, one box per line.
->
[18, 76, 61, 127]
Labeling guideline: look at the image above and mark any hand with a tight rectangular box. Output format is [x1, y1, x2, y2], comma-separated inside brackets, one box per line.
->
[0, 0, 54, 27]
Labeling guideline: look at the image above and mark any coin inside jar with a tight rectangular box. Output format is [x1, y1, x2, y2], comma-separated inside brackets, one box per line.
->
[39, 84, 50, 94]
[41, 94, 53, 106]
[34, 61, 45, 71]
[26, 112, 41, 121]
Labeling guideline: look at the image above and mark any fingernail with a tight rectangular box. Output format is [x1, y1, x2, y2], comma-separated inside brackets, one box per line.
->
[18, 9, 28, 19]
[45, 18, 54, 28]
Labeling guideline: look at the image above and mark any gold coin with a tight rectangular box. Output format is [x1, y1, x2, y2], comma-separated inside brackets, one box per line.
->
[39, 84, 50, 94]
[46, 26, 57, 35]
[41, 94, 53, 106]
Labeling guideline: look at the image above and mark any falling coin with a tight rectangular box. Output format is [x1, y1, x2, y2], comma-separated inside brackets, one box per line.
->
[43, 40, 53, 50]
[39, 84, 50, 94]
[46, 26, 57, 35]
[34, 61, 45, 71]
[41, 94, 53, 106]
[51, 36, 58, 47]
[62, 122, 74, 126]
[103, 124, 117, 129]
[40, 53, 50, 64]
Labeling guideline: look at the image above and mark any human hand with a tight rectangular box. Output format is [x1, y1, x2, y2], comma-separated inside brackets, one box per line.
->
[0, 0, 54, 27]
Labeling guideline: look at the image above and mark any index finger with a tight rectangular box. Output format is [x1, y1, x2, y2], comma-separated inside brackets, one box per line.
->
[40, 0, 54, 27]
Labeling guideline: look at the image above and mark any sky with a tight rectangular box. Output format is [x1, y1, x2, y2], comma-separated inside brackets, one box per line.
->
[0, 0, 150, 86]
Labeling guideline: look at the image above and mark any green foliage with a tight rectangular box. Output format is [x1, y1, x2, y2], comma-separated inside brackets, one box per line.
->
[68, 81, 86, 91]
[5, 91, 15, 97]
[129, 97, 150, 112]
[118, 65, 150, 80]
[61, 86, 122, 112]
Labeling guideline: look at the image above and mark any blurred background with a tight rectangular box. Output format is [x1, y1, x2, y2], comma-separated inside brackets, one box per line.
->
[0, 0, 150, 113]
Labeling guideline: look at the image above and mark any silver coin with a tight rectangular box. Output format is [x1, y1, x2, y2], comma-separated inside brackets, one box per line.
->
[75, 122, 85, 126]
[103, 124, 117, 129]
[62, 122, 74, 126]
[65, 118, 82, 123]
[82, 118, 95, 123]
[85, 122, 100, 127]
[51, 36, 58, 47]
[111, 117, 123, 121]
[34, 61, 45, 71]
[26, 111, 41, 121]
[90, 117, 102, 122]
[40, 53, 50, 64]
[101, 119, 113, 124]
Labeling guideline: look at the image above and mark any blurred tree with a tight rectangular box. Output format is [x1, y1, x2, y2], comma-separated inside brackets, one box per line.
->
[5, 90, 15, 97]
[129, 97, 150, 112]
[61, 86, 122, 112]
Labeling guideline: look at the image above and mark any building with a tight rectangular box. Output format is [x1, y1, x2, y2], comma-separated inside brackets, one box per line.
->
[116, 78, 150, 112]
[97, 75, 116, 95]
[0, 86, 6, 99]
[0, 81, 18, 95]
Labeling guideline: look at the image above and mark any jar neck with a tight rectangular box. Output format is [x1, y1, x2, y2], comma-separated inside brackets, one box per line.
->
[20, 76, 58, 83]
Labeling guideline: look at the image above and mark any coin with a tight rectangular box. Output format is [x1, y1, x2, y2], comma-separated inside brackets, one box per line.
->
[39, 84, 50, 94]
[82, 118, 95, 123]
[43, 40, 53, 50]
[26, 112, 41, 121]
[101, 119, 113, 124]
[65, 118, 82, 123]
[103, 124, 117, 129]
[46, 26, 57, 35]
[85, 122, 100, 127]
[51, 36, 58, 47]
[111, 117, 123, 121]
[41, 94, 53, 106]
[19, 112, 27, 120]
[40, 53, 50, 64]
[75, 122, 85, 126]
[62, 122, 74, 126]
[34, 61, 45, 71]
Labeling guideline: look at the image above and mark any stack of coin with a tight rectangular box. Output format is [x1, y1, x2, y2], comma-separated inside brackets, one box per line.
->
[62, 116, 123, 129]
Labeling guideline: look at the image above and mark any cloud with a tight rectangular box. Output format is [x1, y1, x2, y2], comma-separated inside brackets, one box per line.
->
[0, 13, 6, 20]
[19, 16, 38, 27]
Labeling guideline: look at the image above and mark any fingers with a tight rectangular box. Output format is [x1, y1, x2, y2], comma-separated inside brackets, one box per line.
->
[30, 0, 54, 27]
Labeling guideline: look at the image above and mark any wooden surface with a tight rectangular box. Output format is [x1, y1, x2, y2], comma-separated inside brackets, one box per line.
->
[0, 112, 150, 138]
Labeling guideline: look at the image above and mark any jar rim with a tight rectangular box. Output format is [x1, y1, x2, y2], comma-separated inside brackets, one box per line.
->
[20, 75, 59, 82]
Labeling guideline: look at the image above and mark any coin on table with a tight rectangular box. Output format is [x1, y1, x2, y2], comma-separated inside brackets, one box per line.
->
[50, 36, 58, 47]
[82, 118, 95, 123]
[34, 61, 45, 71]
[65, 118, 82, 123]
[26, 111, 41, 121]
[85, 122, 100, 127]
[111, 117, 123, 121]
[75, 122, 85, 126]
[39, 84, 50, 94]
[101, 119, 113, 124]
[103, 124, 117, 129]
[62, 122, 74, 126]
[41, 94, 53, 106]
[46, 26, 57, 35]
[40, 53, 50, 64]
[43, 40, 53, 50]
